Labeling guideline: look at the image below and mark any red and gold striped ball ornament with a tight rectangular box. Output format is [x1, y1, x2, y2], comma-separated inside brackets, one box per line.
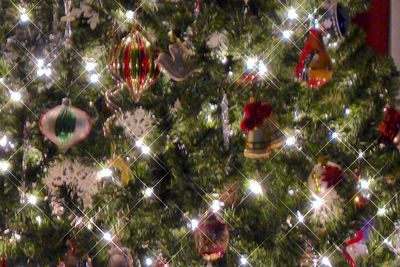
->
[109, 29, 159, 102]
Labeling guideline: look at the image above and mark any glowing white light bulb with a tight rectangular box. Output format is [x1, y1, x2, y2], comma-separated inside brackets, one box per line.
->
[297, 210, 304, 223]
[10, 91, 22, 102]
[240, 256, 248, 265]
[358, 151, 364, 159]
[258, 62, 268, 76]
[37, 68, 45, 77]
[103, 232, 112, 241]
[135, 139, 144, 148]
[286, 136, 296, 146]
[359, 179, 370, 190]
[85, 62, 97, 72]
[249, 180, 263, 195]
[345, 108, 350, 115]
[282, 30, 292, 39]
[35, 215, 42, 225]
[37, 59, 44, 67]
[141, 145, 151, 154]
[313, 19, 320, 28]
[321, 256, 332, 267]
[246, 57, 257, 70]
[190, 219, 199, 231]
[312, 196, 324, 210]
[0, 161, 9, 171]
[378, 207, 386, 216]
[220, 56, 227, 64]
[211, 200, 223, 212]
[98, 168, 112, 178]
[145, 258, 153, 266]
[228, 70, 233, 76]
[288, 189, 294, 195]
[0, 136, 7, 147]
[126, 10, 135, 20]
[90, 73, 99, 83]
[144, 187, 153, 198]
[44, 68, 52, 77]
[384, 238, 391, 245]
[28, 194, 37, 205]
[287, 8, 298, 20]
[20, 11, 29, 23]
[331, 132, 339, 139]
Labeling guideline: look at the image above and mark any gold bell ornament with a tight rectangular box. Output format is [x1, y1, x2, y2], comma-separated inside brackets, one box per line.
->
[241, 97, 285, 159]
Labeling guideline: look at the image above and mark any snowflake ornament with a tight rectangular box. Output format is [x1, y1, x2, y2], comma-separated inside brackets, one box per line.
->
[207, 30, 229, 61]
[115, 108, 154, 140]
[44, 160, 99, 208]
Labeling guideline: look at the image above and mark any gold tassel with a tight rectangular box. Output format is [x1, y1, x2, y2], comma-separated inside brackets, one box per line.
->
[313, 172, 320, 193]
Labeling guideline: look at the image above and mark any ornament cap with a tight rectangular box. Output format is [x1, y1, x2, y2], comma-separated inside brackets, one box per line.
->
[62, 98, 71, 106]
[317, 155, 328, 166]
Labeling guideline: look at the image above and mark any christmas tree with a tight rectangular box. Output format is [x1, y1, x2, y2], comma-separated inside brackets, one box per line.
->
[0, 0, 399, 266]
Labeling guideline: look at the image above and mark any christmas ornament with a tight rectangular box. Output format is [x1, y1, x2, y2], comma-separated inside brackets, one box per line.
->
[61, 2, 100, 30]
[115, 108, 154, 140]
[39, 98, 92, 153]
[308, 157, 344, 222]
[295, 29, 333, 88]
[107, 246, 134, 267]
[106, 143, 132, 187]
[109, 28, 159, 102]
[156, 32, 194, 81]
[206, 30, 228, 62]
[241, 98, 285, 159]
[320, 0, 350, 42]
[44, 160, 99, 208]
[194, 213, 229, 263]
[379, 106, 400, 149]
[343, 229, 369, 267]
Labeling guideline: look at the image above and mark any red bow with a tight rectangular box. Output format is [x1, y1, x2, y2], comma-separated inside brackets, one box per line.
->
[379, 106, 400, 144]
[240, 102, 272, 133]
[322, 165, 344, 188]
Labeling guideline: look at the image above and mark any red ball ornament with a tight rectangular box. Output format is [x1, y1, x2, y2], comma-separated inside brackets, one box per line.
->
[109, 28, 159, 102]
[194, 213, 229, 262]
[354, 194, 368, 209]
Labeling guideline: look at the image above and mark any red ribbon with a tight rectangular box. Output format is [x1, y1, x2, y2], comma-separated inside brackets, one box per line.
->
[379, 106, 400, 145]
[1, 256, 6, 267]
[322, 165, 344, 188]
[343, 230, 363, 267]
[240, 102, 272, 133]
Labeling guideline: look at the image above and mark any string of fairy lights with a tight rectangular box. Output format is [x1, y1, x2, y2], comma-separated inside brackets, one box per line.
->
[0, 2, 395, 266]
